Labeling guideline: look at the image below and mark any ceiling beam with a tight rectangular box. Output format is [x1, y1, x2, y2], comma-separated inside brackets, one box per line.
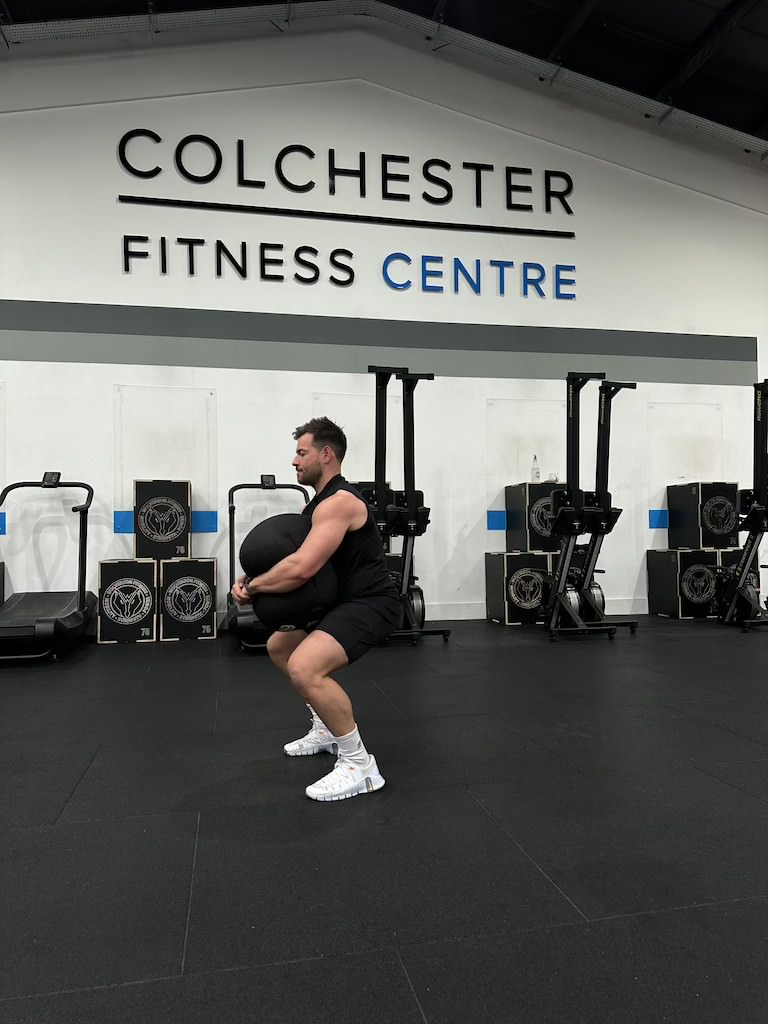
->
[653, 0, 766, 101]
[546, 0, 602, 62]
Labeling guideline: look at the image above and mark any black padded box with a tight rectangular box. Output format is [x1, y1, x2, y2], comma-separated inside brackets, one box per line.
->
[97, 558, 157, 644]
[134, 479, 191, 560]
[667, 482, 739, 549]
[504, 483, 560, 552]
[159, 557, 217, 641]
[486, 551, 552, 625]
[647, 548, 718, 618]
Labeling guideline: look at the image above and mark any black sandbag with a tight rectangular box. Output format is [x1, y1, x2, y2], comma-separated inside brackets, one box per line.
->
[239, 513, 310, 577]
[240, 513, 337, 628]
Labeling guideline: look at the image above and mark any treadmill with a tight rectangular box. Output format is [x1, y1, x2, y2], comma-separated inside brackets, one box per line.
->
[0, 472, 97, 660]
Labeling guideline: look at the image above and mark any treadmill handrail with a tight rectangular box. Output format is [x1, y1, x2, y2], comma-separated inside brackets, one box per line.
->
[228, 482, 309, 508]
[0, 480, 94, 512]
[0, 478, 94, 614]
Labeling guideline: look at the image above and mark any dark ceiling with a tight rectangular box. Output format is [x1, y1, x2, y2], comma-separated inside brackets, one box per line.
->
[3, 0, 768, 143]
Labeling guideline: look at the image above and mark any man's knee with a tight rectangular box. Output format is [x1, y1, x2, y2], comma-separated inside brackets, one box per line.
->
[265, 631, 284, 659]
[286, 651, 313, 694]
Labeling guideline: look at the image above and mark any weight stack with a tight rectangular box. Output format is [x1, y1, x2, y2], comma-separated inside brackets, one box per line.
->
[504, 483, 560, 553]
[667, 482, 739, 549]
[159, 557, 217, 641]
[485, 551, 552, 625]
[97, 559, 157, 644]
[646, 549, 719, 618]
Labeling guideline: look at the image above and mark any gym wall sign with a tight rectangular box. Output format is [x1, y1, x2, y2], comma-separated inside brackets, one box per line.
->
[118, 129, 577, 301]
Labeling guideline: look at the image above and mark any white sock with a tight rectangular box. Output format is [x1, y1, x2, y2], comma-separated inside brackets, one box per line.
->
[332, 726, 370, 767]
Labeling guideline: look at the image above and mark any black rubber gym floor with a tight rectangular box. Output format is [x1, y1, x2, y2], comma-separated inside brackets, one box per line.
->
[2, 616, 768, 1022]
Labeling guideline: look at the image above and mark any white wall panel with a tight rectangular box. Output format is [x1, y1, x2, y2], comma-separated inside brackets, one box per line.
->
[647, 401, 725, 505]
[310, 389, 403, 488]
[484, 396, 566, 540]
[113, 384, 218, 510]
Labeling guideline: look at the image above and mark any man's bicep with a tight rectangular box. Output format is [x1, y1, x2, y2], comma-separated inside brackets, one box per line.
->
[295, 515, 348, 575]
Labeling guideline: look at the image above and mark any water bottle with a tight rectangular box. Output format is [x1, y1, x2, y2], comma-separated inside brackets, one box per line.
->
[530, 454, 540, 483]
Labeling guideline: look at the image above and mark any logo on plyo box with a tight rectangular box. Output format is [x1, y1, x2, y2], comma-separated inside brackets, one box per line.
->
[164, 577, 212, 622]
[529, 497, 553, 538]
[702, 496, 737, 535]
[137, 497, 187, 542]
[680, 565, 717, 605]
[102, 578, 153, 624]
[507, 568, 544, 610]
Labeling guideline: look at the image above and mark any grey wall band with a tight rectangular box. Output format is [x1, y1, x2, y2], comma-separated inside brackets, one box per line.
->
[0, 300, 756, 385]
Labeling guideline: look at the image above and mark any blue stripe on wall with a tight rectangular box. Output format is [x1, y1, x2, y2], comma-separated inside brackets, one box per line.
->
[191, 511, 218, 533]
[0, 512, 5, 536]
[114, 511, 134, 533]
[113, 511, 219, 533]
[495, 507, 671, 532]
[487, 510, 506, 530]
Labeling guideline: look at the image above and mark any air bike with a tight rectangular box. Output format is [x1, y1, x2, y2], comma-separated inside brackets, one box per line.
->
[716, 378, 768, 632]
[544, 372, 639, 641]
[367, 365, 450, 644]
[226, 475, 309, 650]
[0, 472, 97, 660]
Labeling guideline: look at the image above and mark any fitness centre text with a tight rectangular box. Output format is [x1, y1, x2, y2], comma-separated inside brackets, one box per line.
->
[117, 128, 578, 300]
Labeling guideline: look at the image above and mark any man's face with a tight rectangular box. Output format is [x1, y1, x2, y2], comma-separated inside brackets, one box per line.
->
[292, 433, 325, 488]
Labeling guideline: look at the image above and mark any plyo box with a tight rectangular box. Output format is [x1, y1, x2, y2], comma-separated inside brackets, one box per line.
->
[134, 479, 191, 560]
[504, 483, 560, 553]
[667, 482, 739, 549]
[486, 551, 552, 625]
[98, 558, 157, 643]
[646, 549, 718, 619]
[159, 557, 217, 641]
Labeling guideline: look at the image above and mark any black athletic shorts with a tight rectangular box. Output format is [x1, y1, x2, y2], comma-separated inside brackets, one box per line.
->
[309, 595, 401, 664]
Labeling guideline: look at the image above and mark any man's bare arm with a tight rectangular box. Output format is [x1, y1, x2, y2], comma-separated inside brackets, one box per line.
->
[239, 492, 364, 596]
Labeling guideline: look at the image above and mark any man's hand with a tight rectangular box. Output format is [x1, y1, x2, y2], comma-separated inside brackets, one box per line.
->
[231, 574, 252, 605]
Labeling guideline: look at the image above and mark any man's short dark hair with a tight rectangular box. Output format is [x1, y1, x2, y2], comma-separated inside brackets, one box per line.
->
[293, 416, 347, 462]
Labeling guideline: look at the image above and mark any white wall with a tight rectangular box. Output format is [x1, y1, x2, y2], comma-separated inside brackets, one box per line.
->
[1, 20, 767, 618]
[3, 40, 767, 334]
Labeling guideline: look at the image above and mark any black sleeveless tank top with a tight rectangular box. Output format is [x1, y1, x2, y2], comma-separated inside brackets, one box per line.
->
[303, 475, 398, 602]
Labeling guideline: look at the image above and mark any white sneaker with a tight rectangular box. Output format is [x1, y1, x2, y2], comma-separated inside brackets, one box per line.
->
[283, 726, 338, 757]
[305, 756, 385, 801]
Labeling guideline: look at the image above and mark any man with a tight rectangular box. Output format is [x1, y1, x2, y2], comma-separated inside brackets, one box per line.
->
[231, 417, 400, 801]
